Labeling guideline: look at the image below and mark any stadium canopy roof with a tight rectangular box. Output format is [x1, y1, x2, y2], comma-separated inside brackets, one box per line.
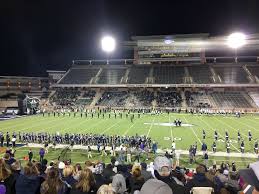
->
[131, 33, 209, 41]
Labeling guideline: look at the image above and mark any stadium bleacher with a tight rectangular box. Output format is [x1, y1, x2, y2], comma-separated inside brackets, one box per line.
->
[127, 65, 150, 84]
[188, 65, 213, 84]
[213, 65, 249, 84]
[59, 68, 99, 84]
[156, 90, 182, 107]
[210, 91, 254, 108]
[97, 68, 126, 84]
[153, 65, 185, 84]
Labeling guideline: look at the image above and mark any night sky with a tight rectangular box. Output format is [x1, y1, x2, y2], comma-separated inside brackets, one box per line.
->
[0, 0, 259, 76]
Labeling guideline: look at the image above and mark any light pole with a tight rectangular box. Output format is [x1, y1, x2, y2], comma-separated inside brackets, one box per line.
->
[101, 36, 116, 64]
[226, 32, 246, 63]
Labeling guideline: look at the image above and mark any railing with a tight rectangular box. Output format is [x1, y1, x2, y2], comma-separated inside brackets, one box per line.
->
[72, 56, 259, 65]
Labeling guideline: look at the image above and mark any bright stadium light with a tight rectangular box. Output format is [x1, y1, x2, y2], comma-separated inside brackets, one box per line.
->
[227, 32, 246, 49]
[164, 39, 174, 44]
[101, 36, 116, 52]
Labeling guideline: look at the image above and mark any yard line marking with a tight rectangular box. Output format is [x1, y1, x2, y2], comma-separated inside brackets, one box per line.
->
[123, 121, 137, 136]
[197, 116, 240, 153]
[102, 119, 122, 134]
[146, 119, 155, 137]
[168, 114, 174, 141]
[183, 116, 202, 145]
[228, 117, 259, 135]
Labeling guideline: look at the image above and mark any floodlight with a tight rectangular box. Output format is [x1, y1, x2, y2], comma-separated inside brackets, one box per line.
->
[227, 32, 246, 49]
[101, 36, 116, 52]
[164, 39, 174, 44]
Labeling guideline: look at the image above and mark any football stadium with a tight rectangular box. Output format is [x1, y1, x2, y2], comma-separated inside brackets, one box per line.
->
[1, 2, 259, 194]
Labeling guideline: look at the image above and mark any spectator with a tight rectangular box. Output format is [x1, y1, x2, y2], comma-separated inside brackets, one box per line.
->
[102, 164, 115, 184]
[186, 164, 215, 193]
[140, 179, 172, 194]
[3, 153, 15, 166]
[85, 161, 95, 173]
[239, 161, 259, 194]
[93, 162, 106, 190]
[74, 163, 82, 181]
[40, 167, 68, 194]
[16, 161, 41, 194]
[10, 160, 21, 179]
[153, 156, 188, 194]
[0, 158, 16, 194]
[97, 184, 115, 194]
[63, 165, 77, 188]
[70, 168, 97, 194]
[129, 164, 145, 193]
[140, 162, 152, 182]
[111, 174, 127, 194]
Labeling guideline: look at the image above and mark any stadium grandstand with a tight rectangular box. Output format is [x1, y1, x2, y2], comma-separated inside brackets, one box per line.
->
[1, 33, 259, 194]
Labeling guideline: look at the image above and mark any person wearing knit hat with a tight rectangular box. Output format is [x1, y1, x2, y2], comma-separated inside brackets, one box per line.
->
[112, 174, 127, 194]
[140, 179, 172, 194]
[153, 156, 188, 194]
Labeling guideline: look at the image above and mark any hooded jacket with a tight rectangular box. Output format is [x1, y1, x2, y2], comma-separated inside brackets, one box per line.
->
[15, 174, 41, 194]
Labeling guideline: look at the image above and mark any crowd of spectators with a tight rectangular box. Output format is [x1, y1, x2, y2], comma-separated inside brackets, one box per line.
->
[97, 91, 129, 107]
[1, 148, 259, 194]
[185, 91, 211, 108]
[156, 90, 182, 107]
[51, 88, 80, 106]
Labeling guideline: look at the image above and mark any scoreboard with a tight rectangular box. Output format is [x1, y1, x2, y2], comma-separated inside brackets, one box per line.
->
[132, 34, 208, 63]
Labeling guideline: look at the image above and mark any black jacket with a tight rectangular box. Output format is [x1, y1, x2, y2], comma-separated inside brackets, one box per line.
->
[154, 171, 188, 194]
[186, 173, 215, 192]
[1, 174, 16, 194]
[129, 176, 145, 194]
[15, 174, 41, 194]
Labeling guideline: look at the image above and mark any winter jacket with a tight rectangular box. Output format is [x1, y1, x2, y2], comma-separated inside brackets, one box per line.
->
[186, 173, 215, 192]
[15, 174, 41, 194]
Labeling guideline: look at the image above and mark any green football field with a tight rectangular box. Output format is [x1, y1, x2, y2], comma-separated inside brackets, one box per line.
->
[1, 112, 259, 168]
[1, 112, 259, 152]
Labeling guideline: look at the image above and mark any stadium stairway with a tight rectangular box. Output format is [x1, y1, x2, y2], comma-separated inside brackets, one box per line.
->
[248, 92, 259, 108]
[181, 91, 187, 108]
[242, 91, 258, 108]
[209, 66, 221, 83]
[207, 94, 217, 108]
[121, 68, 130, 84]
[243, 65, 256, 83]
[90, 89, 103, 107]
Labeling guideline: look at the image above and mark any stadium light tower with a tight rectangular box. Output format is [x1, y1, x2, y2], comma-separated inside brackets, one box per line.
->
[101, 36, 116, 53]
[226, 32, 246, 62]
[227, 32, 246, 49]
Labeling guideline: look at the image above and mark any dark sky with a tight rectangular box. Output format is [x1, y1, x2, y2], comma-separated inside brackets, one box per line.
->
[0, 0, 259, 76]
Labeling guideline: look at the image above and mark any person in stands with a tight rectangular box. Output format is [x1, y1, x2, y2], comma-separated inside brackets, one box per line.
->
[40, 167, 68, 194]
[70, 168, 97, 194]
[16, 161, 41, 194]
[0, 158, 16, 194]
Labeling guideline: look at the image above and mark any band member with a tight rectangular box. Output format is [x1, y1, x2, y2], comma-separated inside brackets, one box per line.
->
[226, 141, 230, 153]
[225, 131, 229, 141]
[87, 145, 92, 158]
[202, 129, 206, 140]
[214, 130, 218, 141]
[212, 141, 217, 153]
[254, 140, 258, 154]
[240, 140, 245, 153]
[248, 130, 252, 142]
